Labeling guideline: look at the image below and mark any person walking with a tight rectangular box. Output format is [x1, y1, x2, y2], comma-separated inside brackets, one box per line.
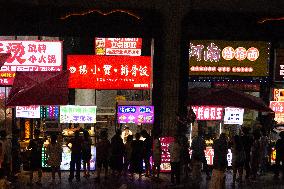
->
[169, 135, 182, 186]
[259, 130, 269, 175]
[0, 130, 11, 180]
[251, 131, 261, 180]
[241, 127, 253, 180]
[209, 133, 228, 189]
[274, 131, 284, 180]
[123, 135, 133, 176]
[191, 129, 210, 182]
[141, 130, 152, 177]
[82, 130, 92, 178]
[152, 134, 162, 179]
[11, 129, 21, 179]
[95, 130, 111, 182]
[110, 129, 124, 176]
[27, 129, 44, 186]
[231, 135, 245, 185]
[130, 133, 144, 180]
[46, 134, 62, 183]
[67, 130, 82, 182]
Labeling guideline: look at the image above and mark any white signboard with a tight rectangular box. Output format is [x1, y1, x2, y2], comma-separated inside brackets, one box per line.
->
[60, 105, 97, 123]
[16, 105, 41, 118]
[0, 41, 62, 71]
[224, 107, 244, 125]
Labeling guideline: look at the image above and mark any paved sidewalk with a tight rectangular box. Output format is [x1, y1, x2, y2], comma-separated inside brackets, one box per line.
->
[11, 170, 284, 189]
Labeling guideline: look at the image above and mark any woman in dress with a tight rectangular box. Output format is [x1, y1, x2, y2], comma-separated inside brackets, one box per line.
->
[46, 134, 62, 183]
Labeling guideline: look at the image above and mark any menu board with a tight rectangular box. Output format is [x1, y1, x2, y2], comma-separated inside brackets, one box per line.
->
[117, 106, 154, 124]
[224, 107, 244, 125]
[60, 105, 97, 123]
[16, 105, 41, 118]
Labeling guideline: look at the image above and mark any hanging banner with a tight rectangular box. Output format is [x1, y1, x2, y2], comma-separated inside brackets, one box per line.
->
[67, 55, 151, 89]
[224, 107, 244, 125]
[192, 106, 223, 120]
[189, 40, 270, 76]
[16, 105, 41, 118]
[117, 106, 154, 124]
[60, 105, 97, 123]
[95, 38, 142, 56]
[160, 137, 174, 172]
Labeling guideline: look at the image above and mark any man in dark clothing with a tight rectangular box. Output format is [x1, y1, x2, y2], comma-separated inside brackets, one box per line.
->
[67, 130, 82, 182]
[27, 129, 43, 186]
[110, 129, 124, 175]
[274, 131, 284, 180]
[141, 130, 152, 177]
[241, 127, 253, 179]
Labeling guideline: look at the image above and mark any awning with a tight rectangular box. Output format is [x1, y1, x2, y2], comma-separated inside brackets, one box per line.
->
[188, 87, 273, 112]
[0, 53, 10, 68]
[6, 71, 69, 106]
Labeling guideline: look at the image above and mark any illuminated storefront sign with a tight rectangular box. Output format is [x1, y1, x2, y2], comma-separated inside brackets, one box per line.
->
[95, 38, 142, 56]
[273, 89, 284, 101]
[189, 40, 270, 76]
[0, 41, 62, 72]
[118, 106, 154, 124]
[224, 107, 244, 125]
[274, 49, 284, 82]
[270, 101, 284, 113]
[67, 55, 151, 89]
[192, 106, 223, 120]
[16, 105, 41, 118]
[0, 41, 62, 85]
[60, 105, 97, 123]
[40, 106, 59, 119]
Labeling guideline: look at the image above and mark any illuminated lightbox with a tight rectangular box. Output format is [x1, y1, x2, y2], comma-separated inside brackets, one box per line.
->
[16, 105, 41, 118]
[224, 107, 244, 125]
[117, 106, 154, 124]
[60, 105, 97, 123]
[67, 55, 151, 90]
[95, 38, 142, 56]
[189, 40, 270, 76]
[40, 106, 59, 119]
[192, 106, 223, 120]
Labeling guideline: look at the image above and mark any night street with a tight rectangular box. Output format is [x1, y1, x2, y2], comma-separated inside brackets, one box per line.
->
[11, 171, 284, 189]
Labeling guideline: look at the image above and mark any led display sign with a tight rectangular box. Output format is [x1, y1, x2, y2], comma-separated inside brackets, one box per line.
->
[189, 40, 270, 76]
[67, 55, 151, 89]
[192, 106, 223, 120]
[117, 106, 154, 124]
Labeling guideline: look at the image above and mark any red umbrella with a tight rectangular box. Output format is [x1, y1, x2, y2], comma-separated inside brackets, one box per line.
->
[188, 87, 273, 112]
[6, 71, 69, 106]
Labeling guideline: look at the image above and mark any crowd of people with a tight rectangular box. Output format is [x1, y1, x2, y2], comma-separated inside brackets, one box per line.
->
[0, 126, 282, 188]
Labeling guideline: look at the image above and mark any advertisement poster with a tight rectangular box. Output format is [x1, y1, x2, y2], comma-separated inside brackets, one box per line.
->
[192, 106, 223, 120]
[16, 105, 41, 118]
[67, 55, 151, 89]
[224, 107, 244, 125]
[95, 38, 142, 56]
[160, 137, 174, 172]
[189, 40, 270, 76]
[117, 106, 154, 124]
[60, 105, 97, 123]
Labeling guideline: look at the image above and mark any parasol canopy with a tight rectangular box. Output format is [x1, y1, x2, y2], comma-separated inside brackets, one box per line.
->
[188, 87, 273, 112]
[6, 71, 69, 106]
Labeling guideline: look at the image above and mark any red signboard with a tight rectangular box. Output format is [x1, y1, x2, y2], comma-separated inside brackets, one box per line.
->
[67, 55, 151, 89]
[270, 101, 284, 113]
[95, 38, 142, 56]
[160, 137, 174, 172]
[192, 106, 223, 120]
